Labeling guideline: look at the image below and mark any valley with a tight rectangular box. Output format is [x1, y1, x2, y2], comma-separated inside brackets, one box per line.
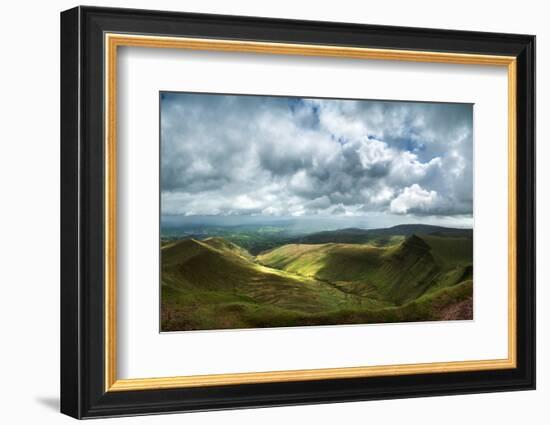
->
[161, 224, 473, 331]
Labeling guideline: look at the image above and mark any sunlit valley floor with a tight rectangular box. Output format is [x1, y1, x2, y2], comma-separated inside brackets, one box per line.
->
[160, 225, 473, 331]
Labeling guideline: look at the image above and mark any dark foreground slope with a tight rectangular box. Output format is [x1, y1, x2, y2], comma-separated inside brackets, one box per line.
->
[161, 234, 473, 331]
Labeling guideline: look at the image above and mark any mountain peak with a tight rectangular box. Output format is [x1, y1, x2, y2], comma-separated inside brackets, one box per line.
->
[203, 237, 240, 250]
[401, 234, 431, 251]
[202, 237, 253, 259]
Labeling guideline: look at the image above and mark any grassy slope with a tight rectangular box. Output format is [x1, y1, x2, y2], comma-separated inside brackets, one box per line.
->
[161, 237, 389, 331]
[162, 235, 473, 331]
[258, 234, 470, 304]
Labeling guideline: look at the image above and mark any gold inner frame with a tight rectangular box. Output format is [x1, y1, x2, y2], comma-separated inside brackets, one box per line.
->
[104, 33, 518, 392]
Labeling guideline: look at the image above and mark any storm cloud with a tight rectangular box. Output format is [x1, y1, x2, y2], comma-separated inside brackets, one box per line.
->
[160, 92, 473, 223]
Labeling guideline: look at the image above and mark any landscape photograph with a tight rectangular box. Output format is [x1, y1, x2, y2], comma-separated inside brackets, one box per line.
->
[160, 92, 474, 332]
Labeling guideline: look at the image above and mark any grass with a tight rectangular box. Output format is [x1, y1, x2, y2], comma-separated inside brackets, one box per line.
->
[258, 235, 447, 304]
[161, 233, 473, 331]
[420, 235, 473, 268]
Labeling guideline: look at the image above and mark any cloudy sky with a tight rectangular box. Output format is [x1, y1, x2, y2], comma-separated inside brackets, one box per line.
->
[160, 92, 473, 228]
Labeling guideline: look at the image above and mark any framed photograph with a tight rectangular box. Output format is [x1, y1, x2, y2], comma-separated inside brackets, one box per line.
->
[60, 6, 535, 419]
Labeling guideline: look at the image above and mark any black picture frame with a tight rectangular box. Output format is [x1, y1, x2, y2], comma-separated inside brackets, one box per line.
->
[61, 5, 535, 419]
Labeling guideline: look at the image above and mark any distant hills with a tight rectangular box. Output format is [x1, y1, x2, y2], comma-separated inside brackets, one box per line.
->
[291, 224, 472, 245]
[161, 225, 473, 331]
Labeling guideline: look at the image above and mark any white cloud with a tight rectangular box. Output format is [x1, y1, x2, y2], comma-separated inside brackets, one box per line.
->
[390, 184, 439, 214]
[356, 138, 394, 170]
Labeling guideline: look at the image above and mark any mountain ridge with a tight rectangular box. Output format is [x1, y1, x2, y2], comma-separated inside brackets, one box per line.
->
[292, 224, 472, 245]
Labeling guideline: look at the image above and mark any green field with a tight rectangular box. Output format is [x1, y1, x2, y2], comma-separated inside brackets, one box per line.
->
[161, 225, 473, 331]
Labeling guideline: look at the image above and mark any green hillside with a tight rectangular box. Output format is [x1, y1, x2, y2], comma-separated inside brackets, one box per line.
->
[257, 234, 471, 305]
[161, 231, 473, 331]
